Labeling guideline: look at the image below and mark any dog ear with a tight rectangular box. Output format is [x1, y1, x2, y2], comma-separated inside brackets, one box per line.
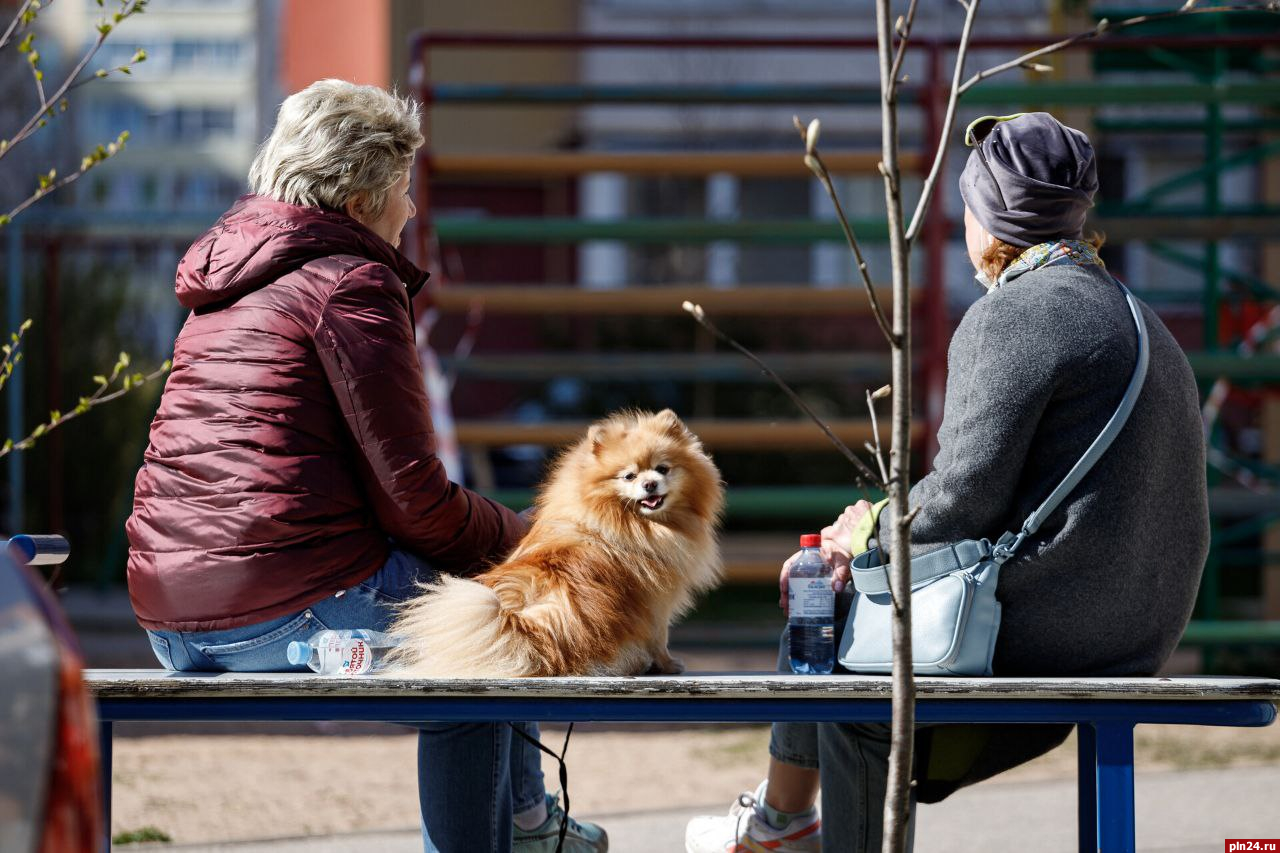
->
[587, 423, 606, 455]
[654, 408, 687, 438]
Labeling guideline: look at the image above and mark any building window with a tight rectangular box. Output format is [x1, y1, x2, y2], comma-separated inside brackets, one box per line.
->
[105, 172, 139, 209]
[93, 102, 239, 144]
[90, 38, 249, 75]
[181, 172, 217, 206]
[172, 39, 243, 70]
[140, 173, 159, 208]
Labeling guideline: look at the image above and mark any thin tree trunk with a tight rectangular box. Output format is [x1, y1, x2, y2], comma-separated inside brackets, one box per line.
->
[874, 2, 915, 850]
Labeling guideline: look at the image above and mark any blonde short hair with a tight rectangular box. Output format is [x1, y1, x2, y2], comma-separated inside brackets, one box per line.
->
[249, 79, 423, 220]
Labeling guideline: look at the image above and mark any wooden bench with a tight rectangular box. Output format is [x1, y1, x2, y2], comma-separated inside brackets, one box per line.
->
[87, 670, 1280, 853]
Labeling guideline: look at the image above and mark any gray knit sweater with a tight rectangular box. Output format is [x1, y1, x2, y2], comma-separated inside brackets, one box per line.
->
[879, 256, 1209, 801]
[889, 259, 1208, 677]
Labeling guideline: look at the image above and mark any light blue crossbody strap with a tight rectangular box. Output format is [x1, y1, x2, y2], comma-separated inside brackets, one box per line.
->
[992, 280, 1150, 563]
[851, 539, 993, 595]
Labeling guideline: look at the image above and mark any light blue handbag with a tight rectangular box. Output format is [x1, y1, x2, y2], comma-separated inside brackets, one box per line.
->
[837, 280, 1150, 676]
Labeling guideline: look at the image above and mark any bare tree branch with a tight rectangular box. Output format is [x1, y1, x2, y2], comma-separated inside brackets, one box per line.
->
[3, 170, 74, 225]
[0, 319, 33, 394]
[875, 0, 919, 847]
[793, 116, 898, 348]
[904, 0, 981, 246]
[66, 49, 149, 94]
[0, 131, 130, 227]
[1, 0, 146, 163]
[22, 34, 46, 105]
[865, 385, 891, 487]
[957, 5, 1273, 98]
[1, 351, 171, 459]
[0, 0, 37, 54]
[682, 301, 885, 489]
[887, 0, 920, 93]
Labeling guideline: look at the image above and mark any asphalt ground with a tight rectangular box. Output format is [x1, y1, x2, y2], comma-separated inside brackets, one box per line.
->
[114, 764, 1280, 852]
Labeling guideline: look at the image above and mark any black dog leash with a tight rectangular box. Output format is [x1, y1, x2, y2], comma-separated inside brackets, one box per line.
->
[508, 722, 574, 853]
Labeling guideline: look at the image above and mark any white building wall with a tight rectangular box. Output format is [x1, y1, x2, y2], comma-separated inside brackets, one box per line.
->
[41, 0, 277, 212]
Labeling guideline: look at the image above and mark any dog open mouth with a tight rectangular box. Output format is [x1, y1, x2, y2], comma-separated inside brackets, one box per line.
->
[639, 494, 666, 512]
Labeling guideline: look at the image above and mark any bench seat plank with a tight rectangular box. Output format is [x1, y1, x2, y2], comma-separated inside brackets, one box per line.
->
[84, 670, 1280, 702]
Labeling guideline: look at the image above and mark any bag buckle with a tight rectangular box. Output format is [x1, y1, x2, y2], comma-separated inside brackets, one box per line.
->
[991, 530, 1026, 564]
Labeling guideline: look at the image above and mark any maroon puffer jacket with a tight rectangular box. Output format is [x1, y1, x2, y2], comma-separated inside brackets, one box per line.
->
[126, 195, 526, 631]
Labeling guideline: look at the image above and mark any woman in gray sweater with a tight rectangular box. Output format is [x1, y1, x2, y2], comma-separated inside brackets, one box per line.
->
[686, 113, 1209, 853]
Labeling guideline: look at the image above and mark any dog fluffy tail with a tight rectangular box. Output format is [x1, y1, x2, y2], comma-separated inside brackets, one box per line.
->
[386, 577, 539, 677]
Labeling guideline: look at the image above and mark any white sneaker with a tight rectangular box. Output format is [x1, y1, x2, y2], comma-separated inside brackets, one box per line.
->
[685, 781, 821, 853]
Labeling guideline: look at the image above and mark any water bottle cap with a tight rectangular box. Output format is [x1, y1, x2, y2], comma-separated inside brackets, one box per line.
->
[799, 534, 821, 548]
[286, 640, 309, 666]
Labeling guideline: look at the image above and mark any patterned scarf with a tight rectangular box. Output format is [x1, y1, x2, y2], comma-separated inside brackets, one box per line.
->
[996, 239, 1104, 287]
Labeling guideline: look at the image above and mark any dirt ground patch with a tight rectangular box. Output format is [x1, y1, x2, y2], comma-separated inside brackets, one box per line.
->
[109, 722, 1280, 844]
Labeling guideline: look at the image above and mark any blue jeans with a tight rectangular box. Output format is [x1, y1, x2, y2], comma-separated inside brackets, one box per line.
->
[145, 549, 547, 853]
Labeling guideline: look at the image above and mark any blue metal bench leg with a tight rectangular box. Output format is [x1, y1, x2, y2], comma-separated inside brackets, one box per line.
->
[100, 720, 112, 853]
[1094, 720, 1136, 853]
[1077, 723, 1097, 853]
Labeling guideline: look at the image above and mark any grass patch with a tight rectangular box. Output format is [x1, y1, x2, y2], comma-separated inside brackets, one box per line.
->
[112, 826, 172, 844]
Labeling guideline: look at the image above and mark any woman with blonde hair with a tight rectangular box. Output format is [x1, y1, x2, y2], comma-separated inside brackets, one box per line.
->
[126, 80, 606, 853]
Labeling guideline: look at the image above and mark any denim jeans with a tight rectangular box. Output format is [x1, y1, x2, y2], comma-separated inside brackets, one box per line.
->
[769, 594, 916, 853]
[145, 549, 547, 853]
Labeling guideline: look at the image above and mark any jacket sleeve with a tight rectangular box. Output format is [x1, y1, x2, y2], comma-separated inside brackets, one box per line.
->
[314, 261, 527, 572]
[891, 291, 1060, 555]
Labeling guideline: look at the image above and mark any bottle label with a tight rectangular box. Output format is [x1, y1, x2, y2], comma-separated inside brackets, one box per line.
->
[319, 637, 372, 676]
[789, 577, 834, 619]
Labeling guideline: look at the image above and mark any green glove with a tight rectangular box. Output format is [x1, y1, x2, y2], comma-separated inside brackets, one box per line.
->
[849, 498, 891, 555]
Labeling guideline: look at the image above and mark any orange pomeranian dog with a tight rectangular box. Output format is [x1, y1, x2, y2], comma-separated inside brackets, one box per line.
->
[387, 409, 724, 677]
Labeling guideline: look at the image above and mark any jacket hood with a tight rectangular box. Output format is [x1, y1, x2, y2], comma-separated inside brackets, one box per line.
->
[175, 195, 429, 309]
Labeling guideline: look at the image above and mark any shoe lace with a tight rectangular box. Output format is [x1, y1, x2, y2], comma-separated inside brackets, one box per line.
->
[548, 793, 585, 833]
[509, 723, 575, 853]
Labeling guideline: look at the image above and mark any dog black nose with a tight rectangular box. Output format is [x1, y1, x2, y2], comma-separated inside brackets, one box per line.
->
[643, 479, 658, 494]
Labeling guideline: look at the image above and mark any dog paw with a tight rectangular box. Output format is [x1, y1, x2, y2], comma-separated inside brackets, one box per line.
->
[648, 656, 685, 675]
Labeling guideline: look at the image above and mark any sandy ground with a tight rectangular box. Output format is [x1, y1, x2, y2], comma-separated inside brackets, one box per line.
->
[109, 721, 1280, 845]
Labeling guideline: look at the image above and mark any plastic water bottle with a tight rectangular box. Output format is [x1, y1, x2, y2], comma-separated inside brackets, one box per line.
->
[788, 534, 835, 674]
[287, 629, 402, 676]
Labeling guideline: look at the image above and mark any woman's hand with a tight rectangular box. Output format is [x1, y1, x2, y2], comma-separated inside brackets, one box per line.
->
[778, 501, 873, 612]
[779, 550, 802, 614]
[822, 501, 872, 594]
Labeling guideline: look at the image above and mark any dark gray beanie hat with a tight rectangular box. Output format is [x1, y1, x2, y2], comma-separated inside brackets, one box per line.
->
[958, 112, 1098, 249]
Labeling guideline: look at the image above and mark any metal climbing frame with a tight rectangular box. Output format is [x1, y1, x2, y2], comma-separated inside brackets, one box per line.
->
[405, 26, 1280, 640]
